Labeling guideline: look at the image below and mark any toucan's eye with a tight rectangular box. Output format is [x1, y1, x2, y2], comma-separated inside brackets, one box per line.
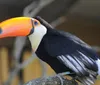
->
[0, 28, 2, 34]
[34, 21, 38, 26]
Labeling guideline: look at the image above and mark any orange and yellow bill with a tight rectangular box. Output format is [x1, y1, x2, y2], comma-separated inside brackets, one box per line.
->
[0, 17, 33, 38]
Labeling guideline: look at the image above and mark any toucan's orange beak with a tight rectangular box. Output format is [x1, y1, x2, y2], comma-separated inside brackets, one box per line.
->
[0, 17, 33, 38]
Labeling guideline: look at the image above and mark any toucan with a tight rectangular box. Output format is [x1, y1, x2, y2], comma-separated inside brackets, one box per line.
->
[0, 16, 100, 85]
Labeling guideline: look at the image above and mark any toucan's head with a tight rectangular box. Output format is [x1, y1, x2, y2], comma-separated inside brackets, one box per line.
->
[0, 16, 49, 51]
[0, 17, 47, 38]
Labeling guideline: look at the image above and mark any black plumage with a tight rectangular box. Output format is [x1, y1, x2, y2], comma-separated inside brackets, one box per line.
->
[35, 16, 99, 84]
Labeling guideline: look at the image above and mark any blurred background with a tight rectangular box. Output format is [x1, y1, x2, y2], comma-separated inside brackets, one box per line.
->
[0, 0, 100, 85]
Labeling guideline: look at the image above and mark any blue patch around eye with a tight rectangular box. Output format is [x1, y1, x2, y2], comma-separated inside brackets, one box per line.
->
[0, 28, 2, 34]
[34, 21, 38, 25]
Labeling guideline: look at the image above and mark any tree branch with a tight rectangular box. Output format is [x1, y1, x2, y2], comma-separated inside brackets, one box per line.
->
[24, 75, 78, 85]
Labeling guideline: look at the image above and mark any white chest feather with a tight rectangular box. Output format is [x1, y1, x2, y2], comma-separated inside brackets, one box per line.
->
[28, 25, 47, 52]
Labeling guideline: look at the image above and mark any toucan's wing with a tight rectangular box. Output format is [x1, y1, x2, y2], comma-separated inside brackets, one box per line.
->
[44, 31, 98, 75]
[43, 32, 99, 84]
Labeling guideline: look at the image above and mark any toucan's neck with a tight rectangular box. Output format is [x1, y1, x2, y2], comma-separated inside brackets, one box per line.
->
[28, 28, 54, 52]
[28, 25, 57, 52]
[28, 25, 47, 52]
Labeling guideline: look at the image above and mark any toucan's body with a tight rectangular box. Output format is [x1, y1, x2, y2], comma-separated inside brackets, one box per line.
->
[0, 16, 100, 85]
[36, 28, 98, 74]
